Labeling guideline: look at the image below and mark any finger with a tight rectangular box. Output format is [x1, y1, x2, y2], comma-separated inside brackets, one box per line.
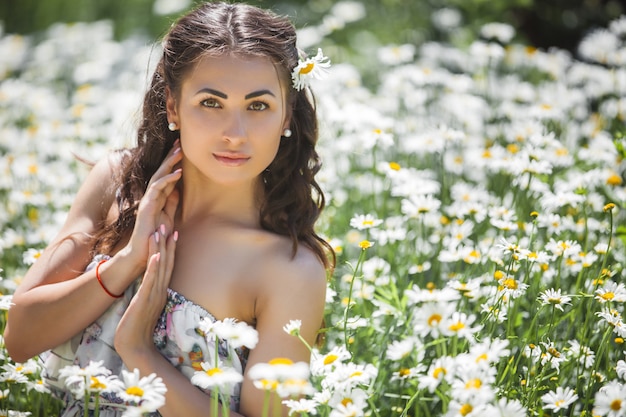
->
[162, 231, 178, 288]
[163, 186, 180, 222]
[140, 170, 182, 217]
[141, 252, 160, 294]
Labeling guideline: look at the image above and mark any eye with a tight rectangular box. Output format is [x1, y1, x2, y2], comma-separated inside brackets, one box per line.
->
[249, 101, 269, 111]
[200, 98, 220, 108]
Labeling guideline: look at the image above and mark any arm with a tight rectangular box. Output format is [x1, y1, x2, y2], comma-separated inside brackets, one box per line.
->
[239, 249, 327, 417]
[5, 143, 183, 362]
[4, 155, 142, 362]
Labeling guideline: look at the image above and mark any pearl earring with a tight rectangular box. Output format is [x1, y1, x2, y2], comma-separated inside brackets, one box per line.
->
[283, 128, 292, 138]
[168, 122, 178, 131]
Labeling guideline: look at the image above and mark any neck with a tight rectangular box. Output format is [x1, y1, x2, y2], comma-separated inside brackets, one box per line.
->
[176, 167, 264, 229]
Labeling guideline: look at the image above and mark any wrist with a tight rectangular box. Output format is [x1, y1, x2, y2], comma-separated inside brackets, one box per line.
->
[114, 246, 146, 277]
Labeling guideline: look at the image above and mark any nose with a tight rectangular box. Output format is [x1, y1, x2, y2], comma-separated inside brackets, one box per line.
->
[222, 111, 247, 145]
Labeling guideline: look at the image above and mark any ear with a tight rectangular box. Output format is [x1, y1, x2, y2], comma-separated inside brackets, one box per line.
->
[165, 86, 179, 124]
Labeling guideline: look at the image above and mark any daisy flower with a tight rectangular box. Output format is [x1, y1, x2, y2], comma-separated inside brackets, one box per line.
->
[484, 397, 527, 417]
[283, 398, 319, 416]
[311, 346, 351, 376]
[541, 386, 578, 412]
[291, 48, 331, 91]
[596, 281, 626, 303]
[443, 312, 482, 341]
[538, 288, 572, 312]
[190, 361, 243, 392]
[593, 380, 626, 417]
[248, 358, 310, 383]
[283, 319, 302, 336]
[211, 318, 259, 349]
[419, 356, 456, 393]
[58, 360, 112, 397]
[111, 369, 167, 410]
[349, 213, 383, 230]
[0, 296, 12, 311]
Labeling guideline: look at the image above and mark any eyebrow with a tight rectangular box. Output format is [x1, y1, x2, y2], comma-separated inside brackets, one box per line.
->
[195, 88, 276, 100]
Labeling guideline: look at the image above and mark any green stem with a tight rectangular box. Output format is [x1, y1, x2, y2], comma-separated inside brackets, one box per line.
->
[343, 249, 368, 352]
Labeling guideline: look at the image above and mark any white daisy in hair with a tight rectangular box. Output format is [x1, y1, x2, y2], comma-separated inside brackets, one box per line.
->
[291, 48, 331, 91]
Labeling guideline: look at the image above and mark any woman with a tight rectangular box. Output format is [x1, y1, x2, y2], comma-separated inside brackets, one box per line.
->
[4, 2, 334, 416]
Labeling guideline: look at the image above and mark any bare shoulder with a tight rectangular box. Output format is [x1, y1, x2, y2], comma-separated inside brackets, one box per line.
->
[253, 235, 328, 340]
[259, 237, 328, 295]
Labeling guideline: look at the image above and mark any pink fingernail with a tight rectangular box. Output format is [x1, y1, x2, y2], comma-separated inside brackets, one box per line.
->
[160, 224, 166, 236]
[156, 252, 161, 262]
[173, 231, 179, 242]
[154, 231, 160, 243]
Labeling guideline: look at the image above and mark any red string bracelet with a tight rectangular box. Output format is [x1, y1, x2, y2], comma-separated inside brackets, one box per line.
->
[95, 259, 124, 299]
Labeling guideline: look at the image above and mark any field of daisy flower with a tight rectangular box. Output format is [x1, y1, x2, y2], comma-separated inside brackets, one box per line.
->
[2, 1, 626, 416]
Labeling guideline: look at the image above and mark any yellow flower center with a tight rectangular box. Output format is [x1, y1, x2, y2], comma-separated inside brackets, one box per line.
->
[607, 174, 622, 186]
[449, 321, 465, 332]
[503, 278, 518, 290]
[465, 378, 482, 389]
[611, 399, 622, 411]
[602, 292, 615, 301]
[90, 376, 106, 390]
[433, 367, 446, 379]
[126, 386, 144, 397]
[341, 398, 353, 407]
[398, 368, 410, 377]
[299, 62, 315, 75]
[475, 353, 488, 363]
[460, 404, 473, 416]
[359, 240, 373, 249]
[323, 354, 338, 365]
[427, 314, 442, 326]
[206, 368, 223, 376]
[389, 161, 401, 171]
[269, 358, 294, 365]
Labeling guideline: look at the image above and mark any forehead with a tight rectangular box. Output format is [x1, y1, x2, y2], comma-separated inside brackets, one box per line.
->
[182, 54, 284, 96]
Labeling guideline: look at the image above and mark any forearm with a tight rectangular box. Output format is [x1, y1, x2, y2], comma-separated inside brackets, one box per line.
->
[121, 347, 245, 417]
[4, 251, 144, 362]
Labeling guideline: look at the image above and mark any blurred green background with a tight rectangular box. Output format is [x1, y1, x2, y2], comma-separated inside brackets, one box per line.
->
[1, 0, 624, 53]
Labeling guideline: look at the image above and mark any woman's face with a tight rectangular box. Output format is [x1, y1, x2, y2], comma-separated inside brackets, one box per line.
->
[167, 54, 290, 186]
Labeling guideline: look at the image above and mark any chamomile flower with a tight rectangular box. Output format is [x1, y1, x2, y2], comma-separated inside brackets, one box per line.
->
[190, 361, 243, 392]
[248, 358, 310, 383]
[349, 213, 383, 230]
[283, 398, 319, 416]
[58, 360, 112, 397]
[593, 380, 626, 417]
[485, 397, 527, 417]
[539, 288, 572, 312]
[211, 318, 259, 349]
[541, 386, 578, 411]
[596, 281, 626, 303]
[112, 369, 167, 410]
[292, 48, 331, 91]
[283, 319, 302, 336]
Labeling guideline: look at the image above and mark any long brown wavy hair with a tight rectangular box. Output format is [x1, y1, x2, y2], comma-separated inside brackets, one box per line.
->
[92, 1, 334, 270]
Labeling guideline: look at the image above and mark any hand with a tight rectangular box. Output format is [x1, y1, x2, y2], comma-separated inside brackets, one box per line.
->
[122, 140, 182, 270]
[114, 226, 177, 359]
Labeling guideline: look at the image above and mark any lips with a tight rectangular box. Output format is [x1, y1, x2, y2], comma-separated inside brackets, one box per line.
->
[213, 152, 251, 166]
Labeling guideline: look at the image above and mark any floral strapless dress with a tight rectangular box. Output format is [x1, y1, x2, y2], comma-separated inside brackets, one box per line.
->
[40, 255, 249, 416]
